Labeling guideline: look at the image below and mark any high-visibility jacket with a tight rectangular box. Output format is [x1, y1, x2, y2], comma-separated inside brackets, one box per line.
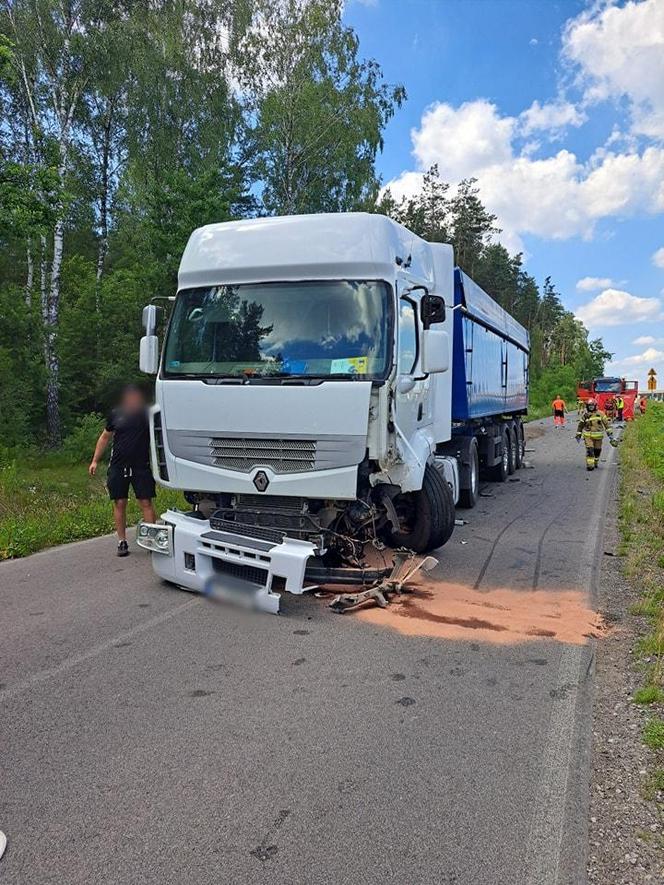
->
[615, 396, 624, 409]
[552, 398, 566, 411]
[577, 411, 612, 439]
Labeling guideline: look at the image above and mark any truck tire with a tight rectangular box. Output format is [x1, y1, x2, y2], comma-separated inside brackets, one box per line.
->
[489, 426, 510, 483]
[459, 437, 480, 508]
[514, 419, 524, 468]
[389, 463, 456, 553]
[507, 425, 518, 475]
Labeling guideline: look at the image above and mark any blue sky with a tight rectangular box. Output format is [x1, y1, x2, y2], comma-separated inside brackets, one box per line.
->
[344, 0, 664, 388]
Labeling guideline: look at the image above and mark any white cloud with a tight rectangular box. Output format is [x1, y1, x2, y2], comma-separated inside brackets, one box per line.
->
[652, 246, 664, 268]
[519, 100, 586, 136]
[563, 0, 664, 140]
[633, 335, 657, 345]
[411, 100, 515, 180]
[575, 288, 662, 327]
[529, 37, 538, 47]
[576, 276, 614, 292]
[385, 99, 664, 246]
[614, 346, 664, 367]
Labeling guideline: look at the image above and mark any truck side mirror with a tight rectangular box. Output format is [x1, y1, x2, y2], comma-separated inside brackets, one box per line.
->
[421, 329, 450, 374]
[142, 304, 159, 336]
[140, 335, 159, 374]
[421, 294, 446, 329]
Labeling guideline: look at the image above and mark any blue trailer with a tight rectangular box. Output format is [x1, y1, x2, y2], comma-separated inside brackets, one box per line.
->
[439, 268, 530, 508]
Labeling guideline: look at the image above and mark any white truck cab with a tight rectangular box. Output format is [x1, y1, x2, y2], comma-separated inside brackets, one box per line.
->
[138, 213, 460, 611]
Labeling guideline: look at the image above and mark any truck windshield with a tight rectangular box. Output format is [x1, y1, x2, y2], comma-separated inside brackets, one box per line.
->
[594, 378, 622, 393]
[163, 280, 391, 380]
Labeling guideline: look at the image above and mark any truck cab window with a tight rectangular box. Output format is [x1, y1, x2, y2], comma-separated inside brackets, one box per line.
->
[398, 299, 418, 374]
[163, 280, 392, 381]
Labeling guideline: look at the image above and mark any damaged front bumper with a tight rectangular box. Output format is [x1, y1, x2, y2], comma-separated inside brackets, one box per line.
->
[137, 510, 318, 614]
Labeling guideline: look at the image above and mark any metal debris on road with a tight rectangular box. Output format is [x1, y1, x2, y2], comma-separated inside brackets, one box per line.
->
[329, 551, 438, 613]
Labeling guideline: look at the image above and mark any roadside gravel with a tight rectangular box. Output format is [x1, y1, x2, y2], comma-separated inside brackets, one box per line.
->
[588, 473, 664, 883]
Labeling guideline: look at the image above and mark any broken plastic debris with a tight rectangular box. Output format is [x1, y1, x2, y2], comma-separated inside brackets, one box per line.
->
[460, 539, 469, 545]
[0, 831, 6, 861]
[454, 518, 467, 526]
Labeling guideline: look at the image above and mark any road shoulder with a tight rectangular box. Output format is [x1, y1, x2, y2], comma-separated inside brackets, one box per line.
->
[588, 468, 664, 882]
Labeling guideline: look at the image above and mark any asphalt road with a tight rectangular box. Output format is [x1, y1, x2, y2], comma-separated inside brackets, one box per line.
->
[0, 416, 618, 885]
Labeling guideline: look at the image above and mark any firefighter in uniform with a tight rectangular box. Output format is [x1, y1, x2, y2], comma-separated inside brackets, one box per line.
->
[615, 394, 625, 421]
[576, 400, 617, 470]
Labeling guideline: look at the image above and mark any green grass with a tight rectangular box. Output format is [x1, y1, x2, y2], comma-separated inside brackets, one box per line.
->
[643, 768, 664, 801]
[0, 453, 185, 560]
[643, 718, 664, 751]
[634, 686, 664, 705]
[618, 402, 664, 761]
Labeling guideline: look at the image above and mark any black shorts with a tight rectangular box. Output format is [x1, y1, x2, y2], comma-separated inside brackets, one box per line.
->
[107, 464, 156, 501]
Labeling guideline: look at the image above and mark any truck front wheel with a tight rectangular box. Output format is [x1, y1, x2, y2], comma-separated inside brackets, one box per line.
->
[388, 463, 456, 553]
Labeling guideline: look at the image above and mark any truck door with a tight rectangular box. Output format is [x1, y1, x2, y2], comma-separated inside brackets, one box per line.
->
[394, 295, 425, 444]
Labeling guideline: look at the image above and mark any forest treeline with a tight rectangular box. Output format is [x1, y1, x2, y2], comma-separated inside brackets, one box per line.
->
[0, 0, 609, 450]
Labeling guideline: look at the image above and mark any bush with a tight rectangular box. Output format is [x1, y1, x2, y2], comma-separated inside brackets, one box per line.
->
[61, 412, 105, 464]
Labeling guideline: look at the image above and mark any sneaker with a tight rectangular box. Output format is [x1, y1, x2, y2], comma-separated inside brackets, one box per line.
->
[117, 540, 129, 557]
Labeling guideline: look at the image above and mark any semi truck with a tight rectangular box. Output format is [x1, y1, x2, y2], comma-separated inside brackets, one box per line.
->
[577, 376, 638, 420]
[137, 213, 529, 611]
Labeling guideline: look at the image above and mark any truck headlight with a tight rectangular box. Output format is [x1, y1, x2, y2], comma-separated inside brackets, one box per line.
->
[136, 523, 172, 555]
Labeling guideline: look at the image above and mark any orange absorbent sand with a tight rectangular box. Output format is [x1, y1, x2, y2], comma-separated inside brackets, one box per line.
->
[352, 580, 606, 645]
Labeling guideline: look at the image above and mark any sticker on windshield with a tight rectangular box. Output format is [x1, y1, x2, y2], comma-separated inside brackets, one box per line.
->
[282, 358, 308, 374]
[330, 357, 368, 375]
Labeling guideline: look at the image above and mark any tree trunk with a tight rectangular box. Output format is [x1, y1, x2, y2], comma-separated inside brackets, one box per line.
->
[25, 239, 34, 307]
[46, 214, 65, 447]
[95, 110, 113, 310]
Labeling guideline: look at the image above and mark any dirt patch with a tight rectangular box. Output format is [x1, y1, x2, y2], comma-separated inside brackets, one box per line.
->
[525, 422, 548, 440]
[350, 578, 606, 645]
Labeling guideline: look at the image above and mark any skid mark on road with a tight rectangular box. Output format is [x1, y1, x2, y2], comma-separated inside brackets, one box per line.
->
[353, 582, 606, 646]
[473, 493, 548, 590]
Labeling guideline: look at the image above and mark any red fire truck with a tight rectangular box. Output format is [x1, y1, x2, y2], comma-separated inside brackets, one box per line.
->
[577, 376, 639, 419]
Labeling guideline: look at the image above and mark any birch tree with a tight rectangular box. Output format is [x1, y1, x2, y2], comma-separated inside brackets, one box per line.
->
[239, 0, 405, 215]
[3, 0, 99, 445]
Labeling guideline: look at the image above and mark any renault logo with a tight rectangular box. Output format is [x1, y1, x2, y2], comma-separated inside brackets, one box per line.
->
[253, 470, 270, 492]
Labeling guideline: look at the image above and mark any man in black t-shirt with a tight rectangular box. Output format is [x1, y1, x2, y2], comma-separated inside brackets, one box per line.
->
[89, 385, 157, 556]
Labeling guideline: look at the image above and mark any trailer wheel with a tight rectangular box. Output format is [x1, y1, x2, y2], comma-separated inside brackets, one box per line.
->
[459, 438, 480, 508]
[490, 427, 510, 483]
[507, 425, 518, 474]
[514, 419, 525, 469]
[388, 463, 456, 553]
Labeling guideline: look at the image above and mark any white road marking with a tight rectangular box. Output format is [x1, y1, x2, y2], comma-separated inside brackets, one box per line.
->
[524, 435, 616, 884]
[0, 597, 200, 701]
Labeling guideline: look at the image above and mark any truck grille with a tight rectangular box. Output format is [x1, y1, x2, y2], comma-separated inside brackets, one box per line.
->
[211, 559, 268, 587]
[209, 437, 316, 473]
[208, 517, 285, 545]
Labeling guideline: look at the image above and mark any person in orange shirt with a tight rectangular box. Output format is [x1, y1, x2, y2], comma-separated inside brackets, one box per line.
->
[551, 395, 567, 427]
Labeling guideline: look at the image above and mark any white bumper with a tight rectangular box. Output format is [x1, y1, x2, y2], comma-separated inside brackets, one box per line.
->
[139, 510, 317, 614]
